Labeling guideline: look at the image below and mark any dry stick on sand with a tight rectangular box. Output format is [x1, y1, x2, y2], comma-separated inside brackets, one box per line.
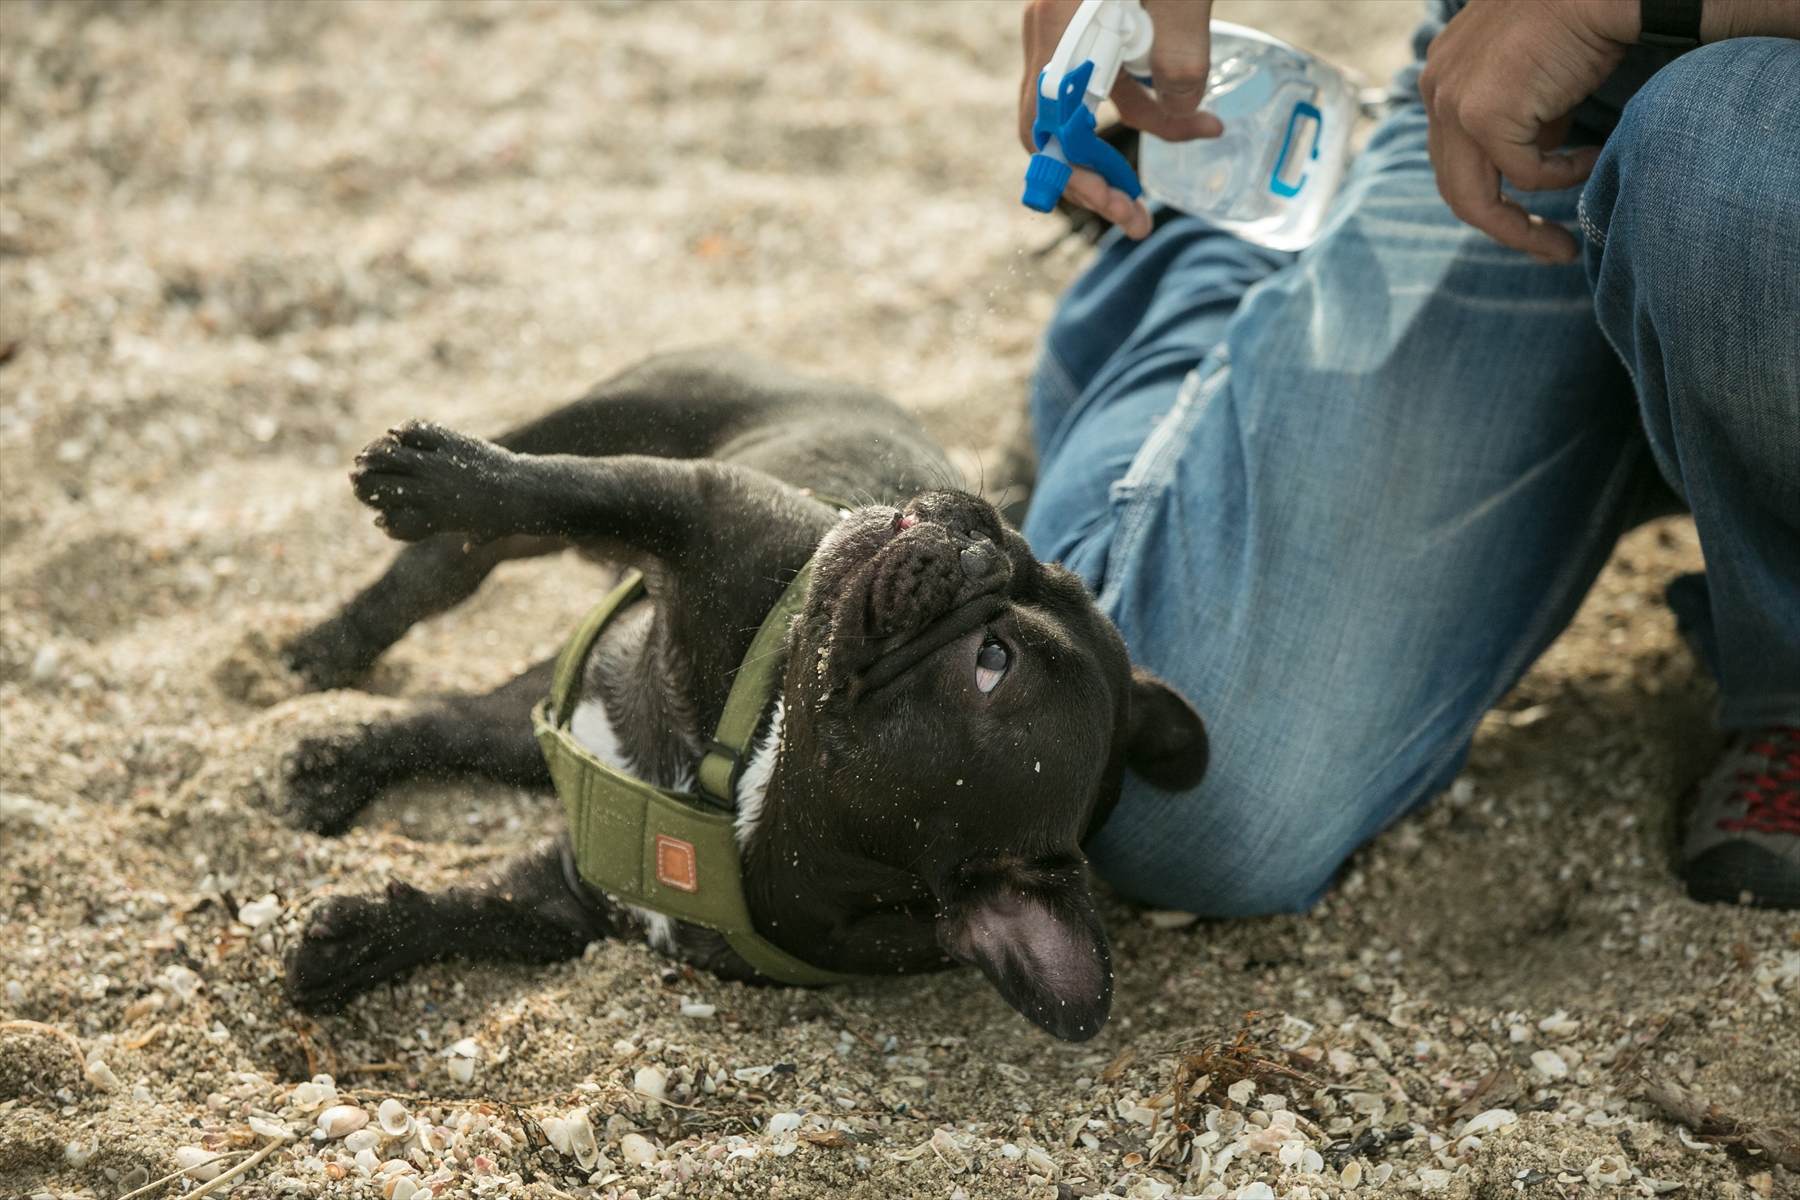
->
[0, 1019, 90, 1083]
[186, 1137, 290, 1200]
[115, 1151, 253, 1200]
[1636, 1071, 1800, 1172]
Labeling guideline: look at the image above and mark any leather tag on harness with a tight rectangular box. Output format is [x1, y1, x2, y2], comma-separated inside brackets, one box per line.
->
[654, 834, 698, 892]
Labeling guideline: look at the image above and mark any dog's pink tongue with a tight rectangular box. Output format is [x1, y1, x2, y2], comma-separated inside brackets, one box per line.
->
[897, 513, 919, 530]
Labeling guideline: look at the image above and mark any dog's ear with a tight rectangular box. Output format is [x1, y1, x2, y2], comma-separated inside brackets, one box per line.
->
[935, 855, 1111, 1042]
[1124, 667, 1208, 791]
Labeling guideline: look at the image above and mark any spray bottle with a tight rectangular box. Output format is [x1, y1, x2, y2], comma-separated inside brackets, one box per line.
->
[1021, 0, 1360, 251]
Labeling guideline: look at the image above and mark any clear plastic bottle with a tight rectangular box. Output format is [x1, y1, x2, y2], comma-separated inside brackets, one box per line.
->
[1138, 21, 1358, 251]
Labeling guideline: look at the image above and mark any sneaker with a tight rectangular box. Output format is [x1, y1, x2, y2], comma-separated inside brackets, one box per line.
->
[1682, 726, 1800, 910]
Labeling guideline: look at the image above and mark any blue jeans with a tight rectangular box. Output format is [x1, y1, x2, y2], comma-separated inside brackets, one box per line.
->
[1026, 39, 1800, 917]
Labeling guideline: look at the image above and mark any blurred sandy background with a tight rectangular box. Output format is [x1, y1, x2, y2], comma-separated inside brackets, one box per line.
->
[1, 3, 1794, 1199]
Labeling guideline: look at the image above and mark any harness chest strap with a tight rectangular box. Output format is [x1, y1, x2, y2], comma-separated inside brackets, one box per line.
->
[531, 564, 858, 987]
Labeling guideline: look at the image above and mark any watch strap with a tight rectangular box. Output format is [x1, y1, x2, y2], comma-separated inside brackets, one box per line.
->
[1640, 0, 1703, 50]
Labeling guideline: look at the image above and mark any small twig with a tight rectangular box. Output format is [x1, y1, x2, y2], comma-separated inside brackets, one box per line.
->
[188, 1136, 288, 1200]
[1637, 1071, 1800, 1172]
[115, 1150, 252, 1200]
[0, 1019, 89, 1083]
[346, 1061, 407, 1075]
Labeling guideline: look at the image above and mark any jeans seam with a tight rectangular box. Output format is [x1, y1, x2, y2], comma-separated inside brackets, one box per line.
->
[1096, 362, 1221, 615]
[1577, 193, 1609, 250]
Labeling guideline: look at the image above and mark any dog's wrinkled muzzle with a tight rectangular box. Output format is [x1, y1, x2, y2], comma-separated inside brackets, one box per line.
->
[853, 589, 1006, 698]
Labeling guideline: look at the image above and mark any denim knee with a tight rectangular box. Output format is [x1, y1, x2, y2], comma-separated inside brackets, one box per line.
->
[1580, 38, 1799, 304]
[1580, 38, 1800, 474]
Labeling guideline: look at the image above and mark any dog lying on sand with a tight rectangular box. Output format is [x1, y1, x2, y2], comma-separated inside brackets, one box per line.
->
[279, 349, 1207, 1041]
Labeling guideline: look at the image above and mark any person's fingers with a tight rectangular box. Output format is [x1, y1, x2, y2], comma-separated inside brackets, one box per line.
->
[1141, 0, 1213, 124]
[1111, 75, 1223, 141]
[1430, 116, 1579, 263]
[1064, 168, 1154, 239]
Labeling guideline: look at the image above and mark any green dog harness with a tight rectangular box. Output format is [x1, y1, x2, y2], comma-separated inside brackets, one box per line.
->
[532, 564, 858, 987]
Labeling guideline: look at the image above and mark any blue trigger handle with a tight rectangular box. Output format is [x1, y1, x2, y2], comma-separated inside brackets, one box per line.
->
[1021, 63, 1143, 212]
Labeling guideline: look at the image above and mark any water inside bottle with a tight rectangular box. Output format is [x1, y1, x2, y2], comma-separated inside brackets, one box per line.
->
[1138, 22, 1358, 251]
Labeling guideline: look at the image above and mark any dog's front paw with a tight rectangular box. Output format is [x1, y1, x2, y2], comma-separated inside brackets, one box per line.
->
[283, 730, 389, 835]
[284, 882, 433, 1012]
[351, 420, 509, 542]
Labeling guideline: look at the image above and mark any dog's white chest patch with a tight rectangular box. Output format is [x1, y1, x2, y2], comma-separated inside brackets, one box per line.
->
[734, 698, 784, 850]
[570, 696, 632, 774]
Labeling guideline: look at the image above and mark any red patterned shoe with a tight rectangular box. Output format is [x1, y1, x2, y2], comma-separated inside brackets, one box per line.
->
[1682, 726, 1800, 910]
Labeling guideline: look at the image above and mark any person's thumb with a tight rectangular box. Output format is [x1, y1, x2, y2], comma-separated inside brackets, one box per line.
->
[1143, 0, 1213, 123]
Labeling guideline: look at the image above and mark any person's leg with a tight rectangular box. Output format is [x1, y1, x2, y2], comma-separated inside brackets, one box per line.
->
[1063, 104, 1655, 916]
[1025, 221, 1291, 585]
[1580, 38, 1800, 726]
[1579, 38, 1800, 906]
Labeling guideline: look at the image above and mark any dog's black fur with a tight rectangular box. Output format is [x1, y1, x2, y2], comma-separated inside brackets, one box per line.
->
[280, 349, 1207, 1041]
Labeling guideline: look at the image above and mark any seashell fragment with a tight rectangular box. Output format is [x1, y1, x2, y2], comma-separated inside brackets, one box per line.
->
[64, 1140, 99, 1167]
[929, 1127, 972, 1172]
[993, 1063, 1030, 1084]
[1529, 1049, 1570, 1080]
[633, 1065, 668, 1100]
[355, 1147, 381, 1176]
[1206, 1108, 1245, 1136]
[1227, 1079, 1258, 1105]
[1142, 909, 1199, 929]
[236, 894, 282, 928]
[679, 1002, 716, 1018]
[291, 1075, 337, 1109]
[612, 1039, 637, 1057]
[1418, 1167, 1454, 1191]
[317, 1104, 370, 1139]
[389, 1178, 420, 1200]
[377, 1098, 412, 1138]
[1024, 1146, 1057, 1177]
[733, 1064, 773, 1082]
[1537, 1009, 1580, 1037]
[1462, 1108, 1517, 1137]
[1586, 1154, 1631, 1185]
[441, 1035, 481, 1085]
[344, 1129, 381, 1154]
[1340, 1159, 1363, 1188]
[541, 1116, 572, 1156]
[765, 1112, 803, 1136]
[175, 1146, 224, 1181]
[619, 1132, 658, 1166]
[1239, 1184, 1275, 1200]
[1276, 1138, 1306, 1166]
[1302, 1147, 1324, 1173]
[567, 1107, 601, 1170]
[248, 1116, 288, 1140]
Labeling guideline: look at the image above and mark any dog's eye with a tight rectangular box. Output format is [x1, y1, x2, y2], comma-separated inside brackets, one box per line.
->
[975, 638, 1009, 694]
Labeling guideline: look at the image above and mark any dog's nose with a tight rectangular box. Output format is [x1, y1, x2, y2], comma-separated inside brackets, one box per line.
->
[959, 534, 1006, 587]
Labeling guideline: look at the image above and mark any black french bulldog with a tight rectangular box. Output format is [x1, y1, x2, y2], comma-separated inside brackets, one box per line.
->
[280, 349, 1207, 1041]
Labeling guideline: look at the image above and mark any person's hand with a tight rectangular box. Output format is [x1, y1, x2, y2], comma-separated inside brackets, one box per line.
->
[1020, 0, 1222, 240]
[1418, 0, 1636, 263]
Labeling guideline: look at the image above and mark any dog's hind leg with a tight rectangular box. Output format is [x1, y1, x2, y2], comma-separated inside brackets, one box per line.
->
[284, 658, 555, 835]
[284, 533, 566, 691]
[284, 838, 615, 1012]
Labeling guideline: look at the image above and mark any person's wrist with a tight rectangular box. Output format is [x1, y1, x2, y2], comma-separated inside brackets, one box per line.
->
[1561, 0, 1642, 44]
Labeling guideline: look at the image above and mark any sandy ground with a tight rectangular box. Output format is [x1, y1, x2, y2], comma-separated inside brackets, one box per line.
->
[1, 3, 1795, 1199]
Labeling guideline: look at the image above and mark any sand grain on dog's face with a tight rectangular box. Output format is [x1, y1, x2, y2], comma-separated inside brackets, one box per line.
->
[1, 2, 1794, 1198]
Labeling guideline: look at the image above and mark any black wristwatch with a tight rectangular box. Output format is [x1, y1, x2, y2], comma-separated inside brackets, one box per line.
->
[1640, 0, 1703, 50]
